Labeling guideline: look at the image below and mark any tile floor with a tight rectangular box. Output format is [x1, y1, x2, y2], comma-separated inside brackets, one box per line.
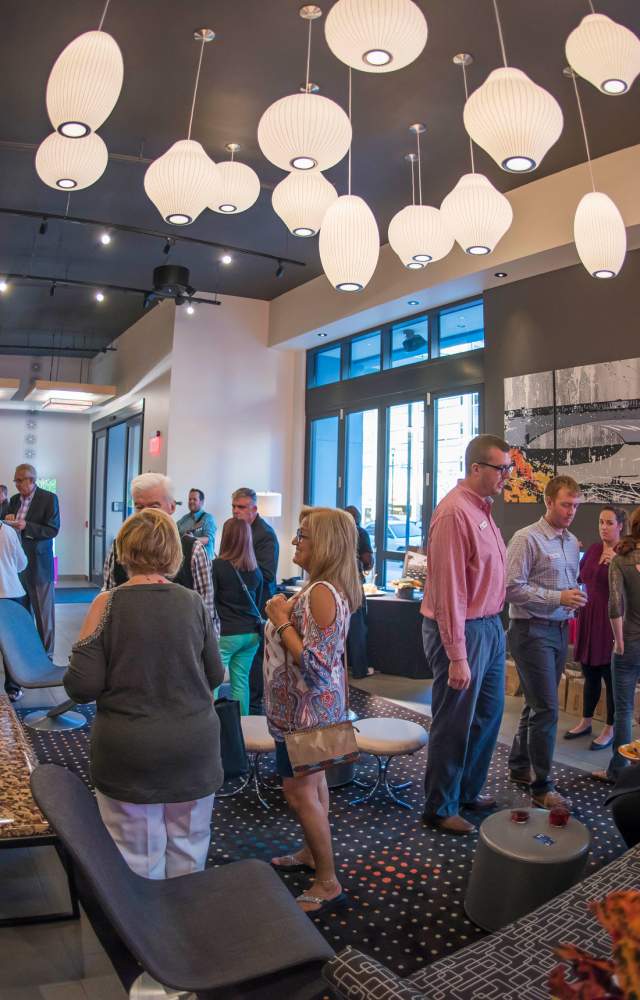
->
[1, 602, 633, 998]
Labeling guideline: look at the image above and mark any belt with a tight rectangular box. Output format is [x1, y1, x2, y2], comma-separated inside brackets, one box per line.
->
[513, 617, 568, 627]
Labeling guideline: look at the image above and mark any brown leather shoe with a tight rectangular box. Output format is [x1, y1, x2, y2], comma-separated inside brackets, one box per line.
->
[531, 789, 568, 809]
[423, 813, 475, 834]
[462, 796, 497, 811]
[509, 769, 534, 787]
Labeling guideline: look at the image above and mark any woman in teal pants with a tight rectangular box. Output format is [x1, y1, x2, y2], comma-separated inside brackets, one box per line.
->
[212, 518, 263, 715]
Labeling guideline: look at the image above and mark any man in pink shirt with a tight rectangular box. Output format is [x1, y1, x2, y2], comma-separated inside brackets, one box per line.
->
[421, 434, 511, 834]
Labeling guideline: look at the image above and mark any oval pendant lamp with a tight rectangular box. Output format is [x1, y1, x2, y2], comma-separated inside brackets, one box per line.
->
[46, 29, 124, 138]
[35, 131, 108, 190]
[209, 151, 260, 214]
[566, 13, 640, 95]
[324, 0, 428, 73]
[574, 192, 626, 278]
[320, 194, 379, 290]
[272, 171, 338, 236]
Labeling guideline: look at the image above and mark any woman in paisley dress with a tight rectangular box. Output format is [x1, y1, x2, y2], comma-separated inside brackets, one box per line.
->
[264, 507, 362, 914]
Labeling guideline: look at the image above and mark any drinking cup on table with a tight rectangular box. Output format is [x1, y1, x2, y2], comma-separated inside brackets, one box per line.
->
[509, 794, 530, 824]
[548, 801, 571, 828]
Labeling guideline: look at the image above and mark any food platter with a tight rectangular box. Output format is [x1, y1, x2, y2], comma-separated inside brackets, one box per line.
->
[619, 740, 640, 762]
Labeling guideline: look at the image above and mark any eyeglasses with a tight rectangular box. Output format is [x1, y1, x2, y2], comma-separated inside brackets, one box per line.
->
[476, 462, 514, 475]
[294, 528, 310, 543]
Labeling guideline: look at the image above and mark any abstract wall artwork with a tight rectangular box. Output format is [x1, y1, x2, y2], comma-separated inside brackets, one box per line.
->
[504, 357, 640, 504]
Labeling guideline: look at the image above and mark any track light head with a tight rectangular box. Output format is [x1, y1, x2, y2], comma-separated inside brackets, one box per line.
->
[39, 218, 48, 236]
[275, 259, 284, 278]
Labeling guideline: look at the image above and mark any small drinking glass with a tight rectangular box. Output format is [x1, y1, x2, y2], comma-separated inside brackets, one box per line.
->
[549, 801, 572, 828]
[509, 793, 530, 824]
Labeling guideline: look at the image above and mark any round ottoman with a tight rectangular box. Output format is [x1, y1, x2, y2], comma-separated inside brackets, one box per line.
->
[351, 717, 428, 808]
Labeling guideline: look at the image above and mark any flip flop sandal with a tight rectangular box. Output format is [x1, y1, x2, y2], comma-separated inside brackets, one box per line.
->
[296, 891, 348, 914]
[271, 855, 315, 873]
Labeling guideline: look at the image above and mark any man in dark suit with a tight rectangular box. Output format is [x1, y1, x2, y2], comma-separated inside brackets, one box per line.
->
[232, 487, 279, 714]
[0, 484, 9, 520]
[6, 464, 60, 656]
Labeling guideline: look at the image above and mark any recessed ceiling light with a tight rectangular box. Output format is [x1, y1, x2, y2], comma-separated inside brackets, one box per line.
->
[99, 232, 111, 245]
[0, 279, 8, 293]
[95, 290, 105, 302]
[317, 332, 328, 338]
[494, 271, 508, 278]
[187, 304, 195, 314]
[407, 299, 419, 306]
[221, 253, 232, 265]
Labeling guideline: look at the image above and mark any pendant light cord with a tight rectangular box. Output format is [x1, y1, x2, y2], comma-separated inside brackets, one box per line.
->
[587, 0, 596, 12]
[571, 72, 596, 192]
[187, 36, 206, 141]
[98, 0, 111, 31]
[460, 61, 476, 174]
[415, 132, 423, 206]
[347, 68, 352, 196]
[305, 19, 313, 91]
[491, 0, 509, 67]
[410, 157, 415, 206]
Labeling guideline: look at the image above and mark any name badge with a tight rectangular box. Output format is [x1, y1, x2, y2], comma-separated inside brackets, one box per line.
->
[478, 519, 488, 530]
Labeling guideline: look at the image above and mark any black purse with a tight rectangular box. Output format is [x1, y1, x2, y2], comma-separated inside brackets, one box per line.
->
[231, 566, 267, 637]
[214, 697, 248, 780]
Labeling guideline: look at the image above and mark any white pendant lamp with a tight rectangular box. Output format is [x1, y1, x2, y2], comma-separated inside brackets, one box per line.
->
[574, 192, 626, 278]
[209, 147, 260, 214]
[324, 0, 428, 74]
[463, 2, 562, 173]
[568, 70, 626, 278]
[35, 131, 108, 190]
[144, 30, 219, 225]
[272, 171, 338, 237]
[46, 28, 123, 137]
[258, 6, 352, 172]
[566, 13, 640, 95]
[320, 195, 379, 290]
[442, 55, 513, 256]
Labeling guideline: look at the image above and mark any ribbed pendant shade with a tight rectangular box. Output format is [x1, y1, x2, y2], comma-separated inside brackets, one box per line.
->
[257, 92, 352, 172]
[464, 67, 563, 173]
[574, 191, 626, 278]
[35, 131, 108, 190]
[440, 173, 513, 256]
[272, 171, 338, 237]
[319, 194, 380, 291]
[324, 0, 428, 73]
[388, 205, 454, 268]
[209, 160, 261, 214]
[144, 140, 218, 226]
[46, 30, 124, 137]
[566, 13, 640, 95]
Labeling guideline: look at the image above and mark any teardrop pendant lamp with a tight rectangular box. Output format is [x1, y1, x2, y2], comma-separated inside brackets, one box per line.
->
[441, 55, 512, 256]
[35, 131, 108, 190]
[209, 146, 261, 214]
[319, 69, 379, 290]
[258, 7, 351, 172]
[46, 1, 123, 138]
[569, 70, 626, 277]
[272, 171, 338, 237]
[463, 1, 562, 172]
[388, 128, 454, 269]
[324, 0, 428, 74]
[566, 12, 640, 96]
[144, 30, 219, 226]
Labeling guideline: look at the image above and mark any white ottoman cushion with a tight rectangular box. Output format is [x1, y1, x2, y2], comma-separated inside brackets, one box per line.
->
[241, 715, 276, 753]
[355, 717, 427, 756]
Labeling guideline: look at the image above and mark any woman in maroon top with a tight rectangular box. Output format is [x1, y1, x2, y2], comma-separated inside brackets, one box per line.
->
[564, 506, 627, 748]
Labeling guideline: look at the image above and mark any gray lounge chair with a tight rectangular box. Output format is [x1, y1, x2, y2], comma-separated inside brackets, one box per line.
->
[31, 764, 334, 999]
[0, 600, 85, 730]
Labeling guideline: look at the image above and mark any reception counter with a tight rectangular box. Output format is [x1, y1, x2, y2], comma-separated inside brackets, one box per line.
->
[366, 593, 431, 679]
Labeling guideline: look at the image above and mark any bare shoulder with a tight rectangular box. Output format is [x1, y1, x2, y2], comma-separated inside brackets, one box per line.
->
[78, 591, 111, 641]
[309, 582, 337, 628]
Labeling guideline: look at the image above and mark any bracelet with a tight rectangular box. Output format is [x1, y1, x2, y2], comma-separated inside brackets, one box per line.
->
[276, 622, 293, 639]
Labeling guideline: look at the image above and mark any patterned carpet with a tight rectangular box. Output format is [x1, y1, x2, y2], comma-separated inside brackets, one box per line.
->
[18, 688, 626, 979]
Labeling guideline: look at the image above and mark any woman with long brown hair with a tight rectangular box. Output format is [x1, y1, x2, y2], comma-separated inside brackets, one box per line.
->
[263, 507, 362, 915]
[212, 517, 263, 715]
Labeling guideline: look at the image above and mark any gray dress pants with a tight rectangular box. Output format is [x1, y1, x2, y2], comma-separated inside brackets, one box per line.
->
[24, 573, 56, 657]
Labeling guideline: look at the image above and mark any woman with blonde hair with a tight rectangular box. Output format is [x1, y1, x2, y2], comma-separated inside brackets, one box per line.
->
[264, 506, 361, 914]
[64, 508, 224, 879]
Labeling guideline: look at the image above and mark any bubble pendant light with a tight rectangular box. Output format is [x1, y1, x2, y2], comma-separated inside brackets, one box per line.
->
[463, 1, 562, 173]
[272, 170, 338, 237]
[258, 6, 351, 172]
[46, 1, 123, 138]
[566, 11, 640, 96]
[209, 145, 261, 214]
[35, 131, 108, 190]
[324, 0, 428, 74]
[388, 127, 454, 269]
[319, 69, 379, 291]
[569, 70, 626, 277]
[441, 55, 512, 256]
[144, 30, 219, 226]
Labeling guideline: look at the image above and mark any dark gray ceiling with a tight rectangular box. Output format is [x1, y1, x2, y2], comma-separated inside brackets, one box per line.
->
[0, 0, 639, 356]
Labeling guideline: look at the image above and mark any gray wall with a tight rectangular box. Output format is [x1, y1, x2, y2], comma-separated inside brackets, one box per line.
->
[483, 248, 639, 547]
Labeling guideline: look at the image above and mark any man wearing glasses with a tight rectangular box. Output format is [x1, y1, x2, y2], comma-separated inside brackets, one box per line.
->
[5, 464, 60, 658]
[421, 435, 512, 834]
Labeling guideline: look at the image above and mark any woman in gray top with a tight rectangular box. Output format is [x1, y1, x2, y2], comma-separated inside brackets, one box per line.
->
[593, 506, 640, 783]
[64, 508, 224, 879]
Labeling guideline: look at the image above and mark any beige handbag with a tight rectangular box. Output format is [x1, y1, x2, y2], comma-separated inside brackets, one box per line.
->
[283, 643, 359, 778]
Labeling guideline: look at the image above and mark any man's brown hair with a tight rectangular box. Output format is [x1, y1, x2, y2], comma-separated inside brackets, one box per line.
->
[464, 434, 511, 474]
[544, 475, 581, 502]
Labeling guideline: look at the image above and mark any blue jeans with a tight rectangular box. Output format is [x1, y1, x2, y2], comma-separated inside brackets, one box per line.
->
[422, 615, 505, 818]
[508, 619, 568, 793]
[607, 645, 640, 780]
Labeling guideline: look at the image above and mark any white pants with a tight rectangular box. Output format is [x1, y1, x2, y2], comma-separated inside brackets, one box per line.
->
[96, 791, 215, 880]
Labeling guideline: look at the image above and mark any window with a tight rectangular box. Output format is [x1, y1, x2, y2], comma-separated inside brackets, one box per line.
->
[310, 345, 341, 387]
[434, 391, 480, 505]
[390, 316, 429, 368]
[309, 416, 339, 506]
[349, 331, 381, 378]
[439, 300, 484, 356]
[345, 409, 378, 562]
[385, 401, 424, 554]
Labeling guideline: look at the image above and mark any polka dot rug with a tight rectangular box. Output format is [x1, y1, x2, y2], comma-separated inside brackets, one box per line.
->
[17, 688, 626, 979]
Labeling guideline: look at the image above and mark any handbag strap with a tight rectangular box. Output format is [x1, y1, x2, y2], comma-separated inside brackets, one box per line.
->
[230, 564, 265, 623]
